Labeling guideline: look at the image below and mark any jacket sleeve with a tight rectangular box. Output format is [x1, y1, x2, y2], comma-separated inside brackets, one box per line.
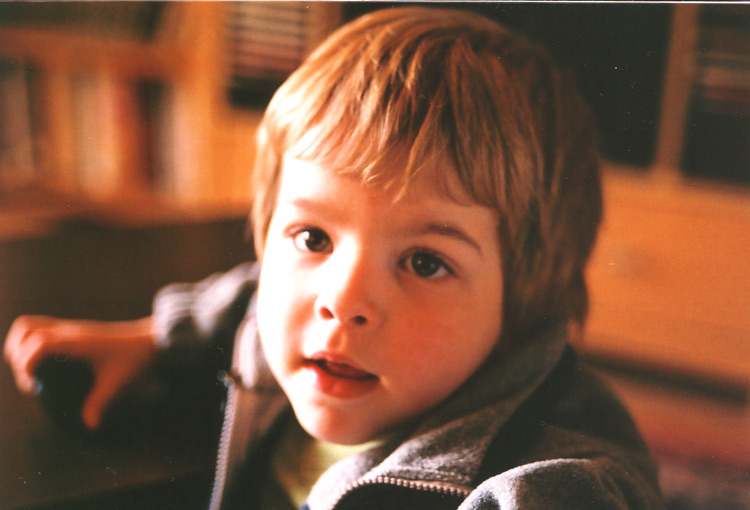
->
[143, 261, 261, 420]
[459, 457, 663, 510]
[101, 263, 260, 433]
[152, 262, 260, 371]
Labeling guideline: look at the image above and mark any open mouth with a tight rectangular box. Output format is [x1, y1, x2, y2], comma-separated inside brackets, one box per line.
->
[306, 358, 378, 381]
[303, 354, 379, 399]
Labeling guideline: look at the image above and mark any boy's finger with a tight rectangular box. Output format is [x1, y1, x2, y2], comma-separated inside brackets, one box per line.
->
[13, 327, 90, 383]
[9, 330, 58, 394]
[14, 371, 37, 395]
[17, 330, 56, 380]
[5, 330, 46, 384]
[5, 317, 57, 370]
[81, 367, 127, 430]
[3, 315, 39, 361]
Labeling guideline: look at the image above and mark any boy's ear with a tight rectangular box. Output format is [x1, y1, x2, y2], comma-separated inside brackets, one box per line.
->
[244, 217, 259, 262]
[244, 215, 253, 242]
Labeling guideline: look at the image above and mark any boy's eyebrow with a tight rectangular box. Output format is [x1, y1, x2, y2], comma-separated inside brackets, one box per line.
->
[284, 197, 350, 224]
[286, 198, 483, 254]
[286, 198, 335, 217]
[412, 222, 483, 254]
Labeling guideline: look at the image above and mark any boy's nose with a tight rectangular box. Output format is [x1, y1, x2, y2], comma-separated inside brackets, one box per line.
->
[314, 248, 382, 329]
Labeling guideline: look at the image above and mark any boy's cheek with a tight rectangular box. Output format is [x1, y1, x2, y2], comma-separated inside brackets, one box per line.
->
[257, 285, 307, 351]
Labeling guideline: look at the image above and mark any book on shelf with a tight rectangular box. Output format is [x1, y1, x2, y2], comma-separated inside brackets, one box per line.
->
[70, 72, 105, 196]
[136, 80, 176, 198]
[67, 71, 175, 200]
[0, 59, 40, 190]
[682, 6, 750, 184]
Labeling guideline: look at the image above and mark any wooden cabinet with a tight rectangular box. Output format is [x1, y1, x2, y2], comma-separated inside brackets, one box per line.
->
[576, 5, 750, 400]
[582, 171, 749, 394]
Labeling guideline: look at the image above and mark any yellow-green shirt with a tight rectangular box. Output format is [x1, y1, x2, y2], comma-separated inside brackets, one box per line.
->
[265, 419, 379, 509]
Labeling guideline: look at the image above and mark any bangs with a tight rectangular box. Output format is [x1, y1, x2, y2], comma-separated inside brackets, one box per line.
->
[260, 9, 533, 209]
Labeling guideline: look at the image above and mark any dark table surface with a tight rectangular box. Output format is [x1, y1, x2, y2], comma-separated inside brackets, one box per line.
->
[0, 358, 218, 510]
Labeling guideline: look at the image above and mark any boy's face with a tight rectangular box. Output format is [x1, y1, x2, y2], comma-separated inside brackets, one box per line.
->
[256, 156, 504, 445]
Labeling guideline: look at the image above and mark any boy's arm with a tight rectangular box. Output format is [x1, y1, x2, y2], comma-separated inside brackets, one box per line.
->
[4, 316, 156, 430]
[3, 262, 259, 430]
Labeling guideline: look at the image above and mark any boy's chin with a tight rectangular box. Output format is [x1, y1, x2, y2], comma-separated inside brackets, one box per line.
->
[297, 415, 378, 446]
[293, 405, 414, 447]
[292, 405, 386, 446]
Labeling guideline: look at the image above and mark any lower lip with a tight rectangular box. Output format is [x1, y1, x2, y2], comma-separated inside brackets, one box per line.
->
[305, 363, 379, 399]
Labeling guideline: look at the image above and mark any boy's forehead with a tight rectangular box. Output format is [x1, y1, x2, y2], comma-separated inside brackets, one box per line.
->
[279, 153, 478, 208]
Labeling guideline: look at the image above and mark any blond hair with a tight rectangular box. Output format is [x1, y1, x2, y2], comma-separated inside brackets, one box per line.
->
[251, 7, 602, 342]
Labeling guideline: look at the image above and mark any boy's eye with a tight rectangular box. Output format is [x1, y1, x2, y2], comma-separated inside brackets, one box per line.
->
[292, 228, 331, 253]
[405, 251, 451, 279]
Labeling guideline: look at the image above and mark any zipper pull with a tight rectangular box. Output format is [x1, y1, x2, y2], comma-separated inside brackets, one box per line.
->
[218, 370, 244, 389]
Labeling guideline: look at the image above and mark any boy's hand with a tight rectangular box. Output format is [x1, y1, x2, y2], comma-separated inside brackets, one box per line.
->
[3, 315, 156, 430]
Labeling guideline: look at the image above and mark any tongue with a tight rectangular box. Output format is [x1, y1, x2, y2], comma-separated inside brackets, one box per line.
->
[319, 360, 375, 380]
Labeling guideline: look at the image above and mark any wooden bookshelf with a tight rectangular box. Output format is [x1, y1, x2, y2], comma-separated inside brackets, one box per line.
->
[0, 2, 345, 228]
[0, 3, 260, 221]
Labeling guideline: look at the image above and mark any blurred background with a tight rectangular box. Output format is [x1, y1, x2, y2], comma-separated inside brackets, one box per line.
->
[1, 2, 748, 510]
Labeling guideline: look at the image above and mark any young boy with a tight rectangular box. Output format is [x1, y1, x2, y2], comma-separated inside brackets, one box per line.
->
[4, 7, 663, 509]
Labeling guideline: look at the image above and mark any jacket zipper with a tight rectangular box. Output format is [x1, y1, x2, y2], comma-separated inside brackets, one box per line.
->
[208, 371, 242, 510]
[326, 475, 473, 510]
[211, 379, 472, 510]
